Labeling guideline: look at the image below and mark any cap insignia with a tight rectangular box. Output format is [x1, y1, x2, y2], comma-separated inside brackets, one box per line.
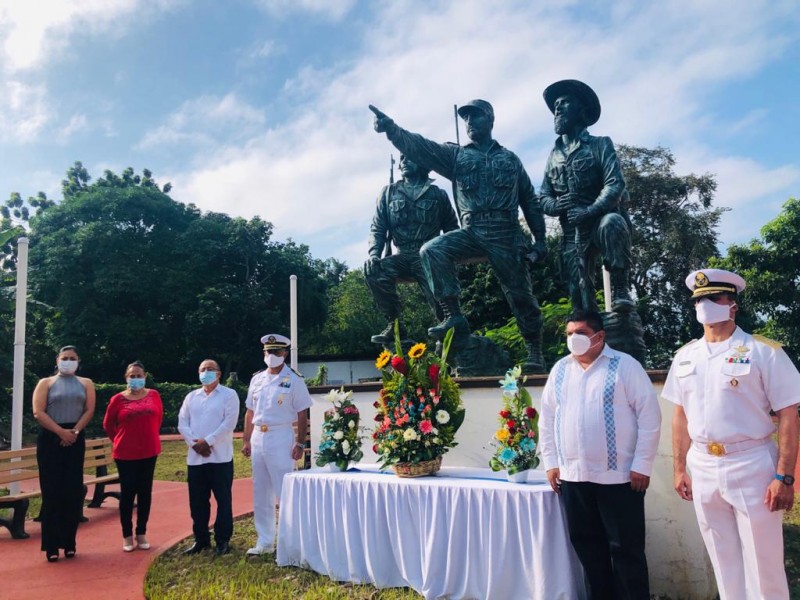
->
[695, 272, 709, 288]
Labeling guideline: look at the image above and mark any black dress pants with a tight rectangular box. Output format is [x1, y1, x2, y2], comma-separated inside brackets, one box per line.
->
[560, 480, 650, 600]
[187, 460, 234, 545]
[115, 455, 158, 538]
[36, 426, 85, 554]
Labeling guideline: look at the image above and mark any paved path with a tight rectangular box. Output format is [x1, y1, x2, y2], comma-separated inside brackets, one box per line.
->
[0, 477, 254, 600]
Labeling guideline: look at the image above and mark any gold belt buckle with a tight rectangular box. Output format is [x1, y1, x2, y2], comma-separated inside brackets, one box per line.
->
[259, 425, 269, 433]
[707, 441, 726, 456]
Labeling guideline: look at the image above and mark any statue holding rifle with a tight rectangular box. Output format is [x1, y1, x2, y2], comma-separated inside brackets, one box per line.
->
[365, 154, 458, 345]
[370, 100, 549, 373]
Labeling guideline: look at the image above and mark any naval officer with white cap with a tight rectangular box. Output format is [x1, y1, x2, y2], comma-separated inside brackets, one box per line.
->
[662, 268, 800, 599]
[242, 333, 312, 556]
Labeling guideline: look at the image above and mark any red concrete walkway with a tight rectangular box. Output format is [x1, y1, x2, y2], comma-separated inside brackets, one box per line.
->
[0, 477, 254, 600]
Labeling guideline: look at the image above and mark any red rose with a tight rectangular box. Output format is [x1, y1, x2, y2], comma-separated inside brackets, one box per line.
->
[506, 419, 516, 429]
[525, 407, 538, 419]
[499, 410, 511, 419]
[374, 413, 383, 421]
[428, 364, 441, 386]
[391, 355, 408, 375]
[372, 444, 378, 453]
[373, 401, 380, 409]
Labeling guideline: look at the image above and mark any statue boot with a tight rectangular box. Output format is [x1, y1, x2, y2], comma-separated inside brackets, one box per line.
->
[521, 337, 546, 374]
[371, 319, 406, 345]
[610, 269, 634, 310]
[427, 297, 469, 339]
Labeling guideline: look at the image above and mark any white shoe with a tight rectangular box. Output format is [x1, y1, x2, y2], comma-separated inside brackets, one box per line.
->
[123, 537, 135, 552]
[136, 535, 150, 550]
[246, 545, 271, 556]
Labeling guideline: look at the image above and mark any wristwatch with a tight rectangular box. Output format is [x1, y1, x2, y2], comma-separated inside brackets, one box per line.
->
[294, 442, 305, 450]
[775, 474, 795, 486]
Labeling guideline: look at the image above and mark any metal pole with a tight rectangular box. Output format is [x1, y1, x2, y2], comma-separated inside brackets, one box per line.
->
[603, 266, 612, 313]
[11, 237, 29, 495]
[290, 275, 298, 370]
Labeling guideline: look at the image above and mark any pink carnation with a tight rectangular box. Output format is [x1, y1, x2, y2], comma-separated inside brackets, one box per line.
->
[420, 420, 434, 434]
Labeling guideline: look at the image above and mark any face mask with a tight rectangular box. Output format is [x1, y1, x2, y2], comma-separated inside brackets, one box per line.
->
[57, 359, 78, 375]
[265, 353, 285, 369]
[567, 332, 599, 356]
[199, 371, 218, 386]
[127, 377, 146, 391]
[695, 299, 735, 325]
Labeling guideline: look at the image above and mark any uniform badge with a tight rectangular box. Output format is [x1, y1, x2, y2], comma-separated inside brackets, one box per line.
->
[277, 395, 284, 405]
[730, 377, 738, 387]
[695, 272, 709, 288]
[726, 345, 751, 364]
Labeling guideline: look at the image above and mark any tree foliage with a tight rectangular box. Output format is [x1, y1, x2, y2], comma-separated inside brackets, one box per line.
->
[619, 145, 726, 367]
[25, 165, 333, 383]
[715, 197, 800, 364]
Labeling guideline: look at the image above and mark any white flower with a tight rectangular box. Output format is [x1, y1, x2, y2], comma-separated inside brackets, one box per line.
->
[342, 440, 351, 454]
[432, 437, 440, 444]
[403, 428, 418, 441]
[435, 410, 450, 424]
[331, 412, 341, 421]
[324, 389, 339, 403]
[343, 446, 352, 455]
[432, 427, 438, 435]
[333, 431, 344, 440]
[424, 441, 431, 447]
[348, 420, 355, 429]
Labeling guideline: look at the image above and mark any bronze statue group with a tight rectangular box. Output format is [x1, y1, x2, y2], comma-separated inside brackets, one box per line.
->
[366, 81, 800, 600]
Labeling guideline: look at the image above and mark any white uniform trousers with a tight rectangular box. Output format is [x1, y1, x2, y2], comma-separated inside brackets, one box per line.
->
[687, 441, 788, 600]
[251, 426, 295, 549]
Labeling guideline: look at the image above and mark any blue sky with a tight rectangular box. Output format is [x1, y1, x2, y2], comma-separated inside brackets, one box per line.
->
[1, 0, 798, 267]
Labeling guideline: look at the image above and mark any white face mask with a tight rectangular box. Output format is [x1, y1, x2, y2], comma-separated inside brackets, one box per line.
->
[265, 353, 285, 369]
[57, 359, 79, 375]
[566, 332, 599, 356]
[695, 299, 735, 325]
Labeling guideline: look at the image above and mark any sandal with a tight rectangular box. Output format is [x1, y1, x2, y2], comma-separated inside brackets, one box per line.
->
[46, 553, 59, 563]
[65, 550, 76, 558]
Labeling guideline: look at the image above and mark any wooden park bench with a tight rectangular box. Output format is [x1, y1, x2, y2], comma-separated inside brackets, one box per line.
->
[0, 437, 120, 539]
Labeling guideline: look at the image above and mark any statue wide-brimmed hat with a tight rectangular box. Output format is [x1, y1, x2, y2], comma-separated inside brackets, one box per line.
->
[685, 268, 746, 300]
[261, 333, 291, 350]
[543, 79, 601, 127]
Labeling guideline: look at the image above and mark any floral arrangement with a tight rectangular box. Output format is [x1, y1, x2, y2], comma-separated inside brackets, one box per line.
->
[315, 387, 364, 470]
[489, 365, 540, 475]
[372, 326, 465, 469]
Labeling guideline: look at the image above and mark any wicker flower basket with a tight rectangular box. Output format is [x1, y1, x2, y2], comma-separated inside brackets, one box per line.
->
[393, 456, 442, 478]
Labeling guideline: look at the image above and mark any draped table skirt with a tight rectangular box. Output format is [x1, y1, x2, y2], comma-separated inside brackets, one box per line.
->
[277, 465, 585, 600]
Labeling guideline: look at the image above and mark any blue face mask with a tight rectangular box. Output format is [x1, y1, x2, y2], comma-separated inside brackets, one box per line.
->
[127, 377, 146, 391]
[199, 370, 218, 386]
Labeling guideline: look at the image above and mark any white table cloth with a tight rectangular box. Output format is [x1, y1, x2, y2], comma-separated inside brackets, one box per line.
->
[277, 465, 585, 600]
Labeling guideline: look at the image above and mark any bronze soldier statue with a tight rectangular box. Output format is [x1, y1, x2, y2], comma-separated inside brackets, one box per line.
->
[365, 155, 458, 344]
[539, 79, 633, 312]
[370, 100, 548, 372]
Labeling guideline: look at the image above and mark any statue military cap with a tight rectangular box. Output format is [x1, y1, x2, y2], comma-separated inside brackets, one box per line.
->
[685, 268, 746, 300]
[457, 99, 494, 122]
[543, 79, 601, 127]
[260, 333, 291, 349]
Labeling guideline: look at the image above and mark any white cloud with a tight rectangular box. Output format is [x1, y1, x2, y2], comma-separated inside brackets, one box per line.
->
[0, 80, 51, 142]
[165, 0, 800, 266]
[56, 112, 88, 142]
[136, 93, 267, 150]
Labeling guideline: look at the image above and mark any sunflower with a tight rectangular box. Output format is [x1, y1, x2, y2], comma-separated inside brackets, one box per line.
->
[408, 342, 427, 359]
[375, 350, 392, 369]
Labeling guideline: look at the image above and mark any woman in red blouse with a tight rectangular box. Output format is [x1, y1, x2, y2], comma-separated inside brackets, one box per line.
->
[103, 361, 163, 552]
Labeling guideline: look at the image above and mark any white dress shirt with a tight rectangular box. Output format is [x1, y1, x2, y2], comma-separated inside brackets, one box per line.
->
[540, 345, 661, 484]
[178, 384, 240, 466]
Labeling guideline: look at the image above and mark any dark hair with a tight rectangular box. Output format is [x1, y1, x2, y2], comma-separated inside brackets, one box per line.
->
[58, 345, 79, 355]
[567, 309, 604, 333]
[125, 360, 146, 375]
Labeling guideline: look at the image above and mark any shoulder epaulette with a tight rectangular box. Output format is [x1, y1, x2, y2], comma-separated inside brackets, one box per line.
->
[252, 368, 266, 376]
[753, 334, 783, 349]
[288, 366, 304, 378]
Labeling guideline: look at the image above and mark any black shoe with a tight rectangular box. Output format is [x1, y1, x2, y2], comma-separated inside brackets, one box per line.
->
[215, 541, 231, 556]
[183, 541, 211, 555]
[46, 552, 59, 563]
[64, 549, 76, 559]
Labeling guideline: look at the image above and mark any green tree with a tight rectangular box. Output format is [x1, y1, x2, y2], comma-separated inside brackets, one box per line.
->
[715, 197, 800, 364]
[619, 145, 726, 367]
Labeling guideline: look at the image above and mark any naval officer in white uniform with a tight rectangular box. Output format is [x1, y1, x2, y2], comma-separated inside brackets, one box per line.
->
[241, 333, 312, 556]
[663, 268, 800, 599]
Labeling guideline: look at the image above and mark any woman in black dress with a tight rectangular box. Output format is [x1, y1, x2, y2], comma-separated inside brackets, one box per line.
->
[32, 346, 96, 562]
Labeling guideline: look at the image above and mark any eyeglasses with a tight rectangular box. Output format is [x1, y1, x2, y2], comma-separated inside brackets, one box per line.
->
[265, 348, 287, 355]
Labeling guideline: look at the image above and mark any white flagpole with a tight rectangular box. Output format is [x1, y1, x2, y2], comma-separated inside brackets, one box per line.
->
[290, 275, 298, 370]
[10, 237, 29, 494]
